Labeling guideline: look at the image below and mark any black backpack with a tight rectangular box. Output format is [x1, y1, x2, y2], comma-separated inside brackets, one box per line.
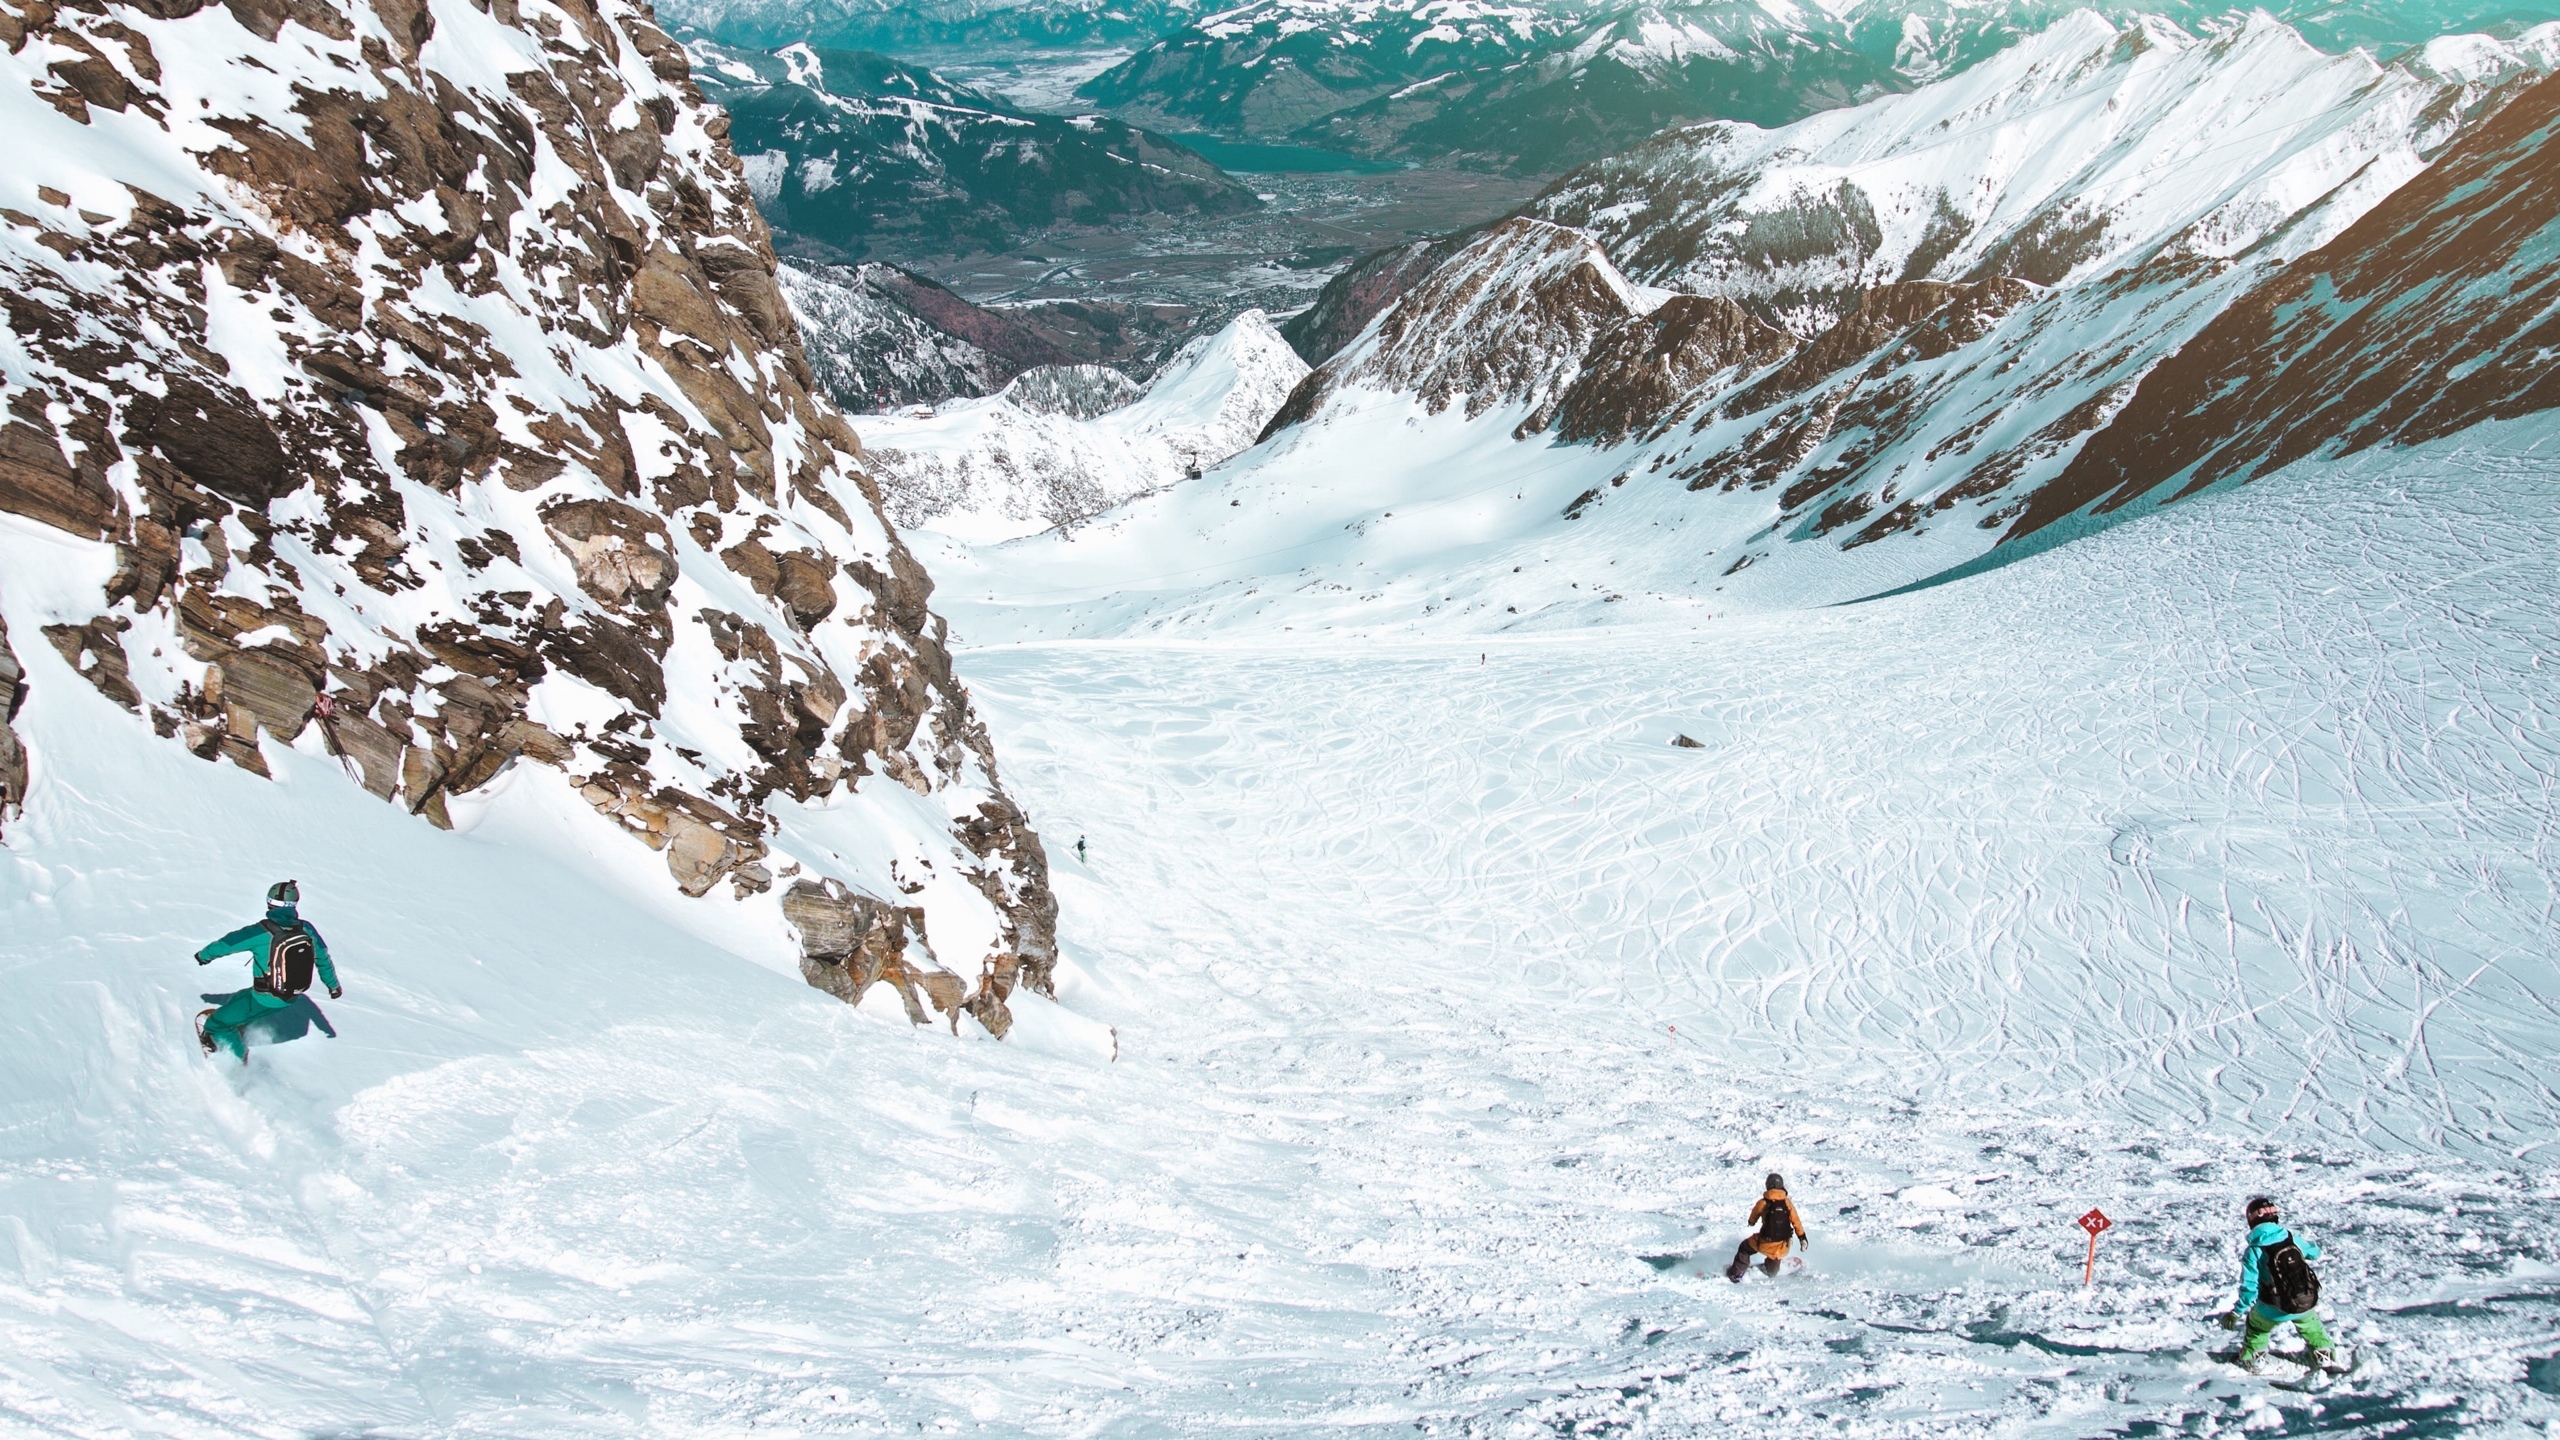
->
[1758, 1194, 1796, 1243]
[2261, 1234, 2321, 1314]
[260, 919, 316, 999]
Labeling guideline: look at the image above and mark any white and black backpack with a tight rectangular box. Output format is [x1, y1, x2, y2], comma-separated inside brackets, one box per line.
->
[259, 919, 317, 999]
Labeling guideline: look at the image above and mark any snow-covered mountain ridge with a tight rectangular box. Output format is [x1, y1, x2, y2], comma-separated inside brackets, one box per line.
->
[1105, 9, 2560, 630]
[1082, 0, 1909, 173]
[0, 0, 1058, 1026]
[861, 309, 1309, 541]
[1076, 0, 2560, 174]
[778, 259, 1079, 411]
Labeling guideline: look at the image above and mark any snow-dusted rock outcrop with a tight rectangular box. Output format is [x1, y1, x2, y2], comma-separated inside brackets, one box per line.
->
[1265, 218, 1798, 443]
[0, 0, 1055, 1023]
[861, 310, 1309, 541]
[779, 260, 1080, 412]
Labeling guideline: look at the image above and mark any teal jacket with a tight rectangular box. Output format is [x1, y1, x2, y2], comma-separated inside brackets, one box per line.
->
[196, 907, 340, 992]
[2237, 1221, 2321, 1317]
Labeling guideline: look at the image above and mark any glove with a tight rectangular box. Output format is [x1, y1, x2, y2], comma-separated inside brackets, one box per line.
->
[195, 954, 211, 966]
[2219, 1310, 2241, 1331]
[327, 986, 343, 999]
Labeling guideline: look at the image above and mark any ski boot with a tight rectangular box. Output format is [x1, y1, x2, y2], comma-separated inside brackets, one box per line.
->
[195, 1009, 217, 1057]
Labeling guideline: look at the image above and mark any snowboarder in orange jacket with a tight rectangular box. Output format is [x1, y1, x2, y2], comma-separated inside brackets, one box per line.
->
[1727, 1173, 1810, 1281]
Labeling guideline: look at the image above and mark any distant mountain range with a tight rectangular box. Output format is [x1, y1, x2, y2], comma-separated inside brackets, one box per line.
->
[658, 0, 1193, 49]
[688, 40, 1258, 261]
[1075, 0, 2560, 175]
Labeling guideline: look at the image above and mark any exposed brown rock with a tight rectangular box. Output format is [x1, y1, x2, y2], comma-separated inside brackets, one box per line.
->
[1548, 295, 1796, 445]
[0, 393, 113, 538]
[42, 619, 140, 713]
[541, 497, 677, 609]
[2016, 70, 2560, 538]
[0, 613, 26, 833]
[1264, 219, 1647, 441]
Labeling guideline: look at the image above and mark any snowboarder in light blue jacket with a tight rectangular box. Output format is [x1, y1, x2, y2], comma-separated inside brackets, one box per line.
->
[193, 880, 341, 1062]
[2220, 1195, 2337, 1373]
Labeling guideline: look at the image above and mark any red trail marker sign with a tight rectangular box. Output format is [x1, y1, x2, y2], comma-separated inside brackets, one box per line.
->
[2077, 1207, 2112, 1285]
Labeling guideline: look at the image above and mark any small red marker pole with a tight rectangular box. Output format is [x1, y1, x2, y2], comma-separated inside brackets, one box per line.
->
[2077, 1207, 2112, 1285]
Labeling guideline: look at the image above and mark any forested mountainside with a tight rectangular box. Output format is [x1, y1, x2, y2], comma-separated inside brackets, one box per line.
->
[0, 0, 1057, 1028]
[688, 39, 1256, 262]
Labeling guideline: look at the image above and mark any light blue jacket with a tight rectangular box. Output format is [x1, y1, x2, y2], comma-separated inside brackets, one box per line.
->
[2237, 1221, 2321, 1317]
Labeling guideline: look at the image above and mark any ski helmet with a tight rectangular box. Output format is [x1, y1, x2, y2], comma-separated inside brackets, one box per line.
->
[2245, 1196, 2279, 1224]
[1765, 1172, 1785, 1192]
[267, 879, 300, 909]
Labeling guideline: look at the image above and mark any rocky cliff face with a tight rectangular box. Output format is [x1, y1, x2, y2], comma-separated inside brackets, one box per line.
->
[0, 0, 1055, 1024]
[1264, 218, 1796, 444]
[0, 618, 24, 834]
[780, 260, 1075, 412]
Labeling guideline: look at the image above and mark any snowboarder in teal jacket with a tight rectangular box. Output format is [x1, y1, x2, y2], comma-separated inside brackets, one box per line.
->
[2221, 1196, 2337, 1373]
[193, 880, 341, 1061]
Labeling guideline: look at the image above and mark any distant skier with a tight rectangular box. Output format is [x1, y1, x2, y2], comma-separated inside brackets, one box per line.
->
[1727, 1172, 1810, 1281]
[1075, 835, 1087, 863]
[192, 880, 341, 1062]
[2220, 1196, 2341, 1374]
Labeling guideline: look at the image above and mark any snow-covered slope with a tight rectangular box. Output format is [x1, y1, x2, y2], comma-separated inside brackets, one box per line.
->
[15, 394, 2553, 1435]
[1534, 10, 2539, 307]
[859, 310, 1308, 540]
[0, 0, 1057, 1023]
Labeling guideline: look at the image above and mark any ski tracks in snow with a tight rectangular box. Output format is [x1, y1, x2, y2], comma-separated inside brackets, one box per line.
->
[1, 433, 2556, 1435]
[934, 434, 2560, 1434]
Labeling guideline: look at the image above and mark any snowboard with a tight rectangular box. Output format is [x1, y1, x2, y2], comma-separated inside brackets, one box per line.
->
[2211, 1345, 2358, 1391]
[2270, 1346, 2359, 1393]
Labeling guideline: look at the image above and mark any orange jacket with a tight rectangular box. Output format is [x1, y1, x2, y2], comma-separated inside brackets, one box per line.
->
[1749, 1190, 1809, 1245]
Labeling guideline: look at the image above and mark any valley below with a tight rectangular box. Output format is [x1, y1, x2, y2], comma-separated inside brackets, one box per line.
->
[903, 163, 1544, 317]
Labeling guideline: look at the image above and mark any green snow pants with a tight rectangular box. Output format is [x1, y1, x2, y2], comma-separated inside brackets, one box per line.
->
[2239, 1304, 2332, 1359]
[204, 988, 293, 1060]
